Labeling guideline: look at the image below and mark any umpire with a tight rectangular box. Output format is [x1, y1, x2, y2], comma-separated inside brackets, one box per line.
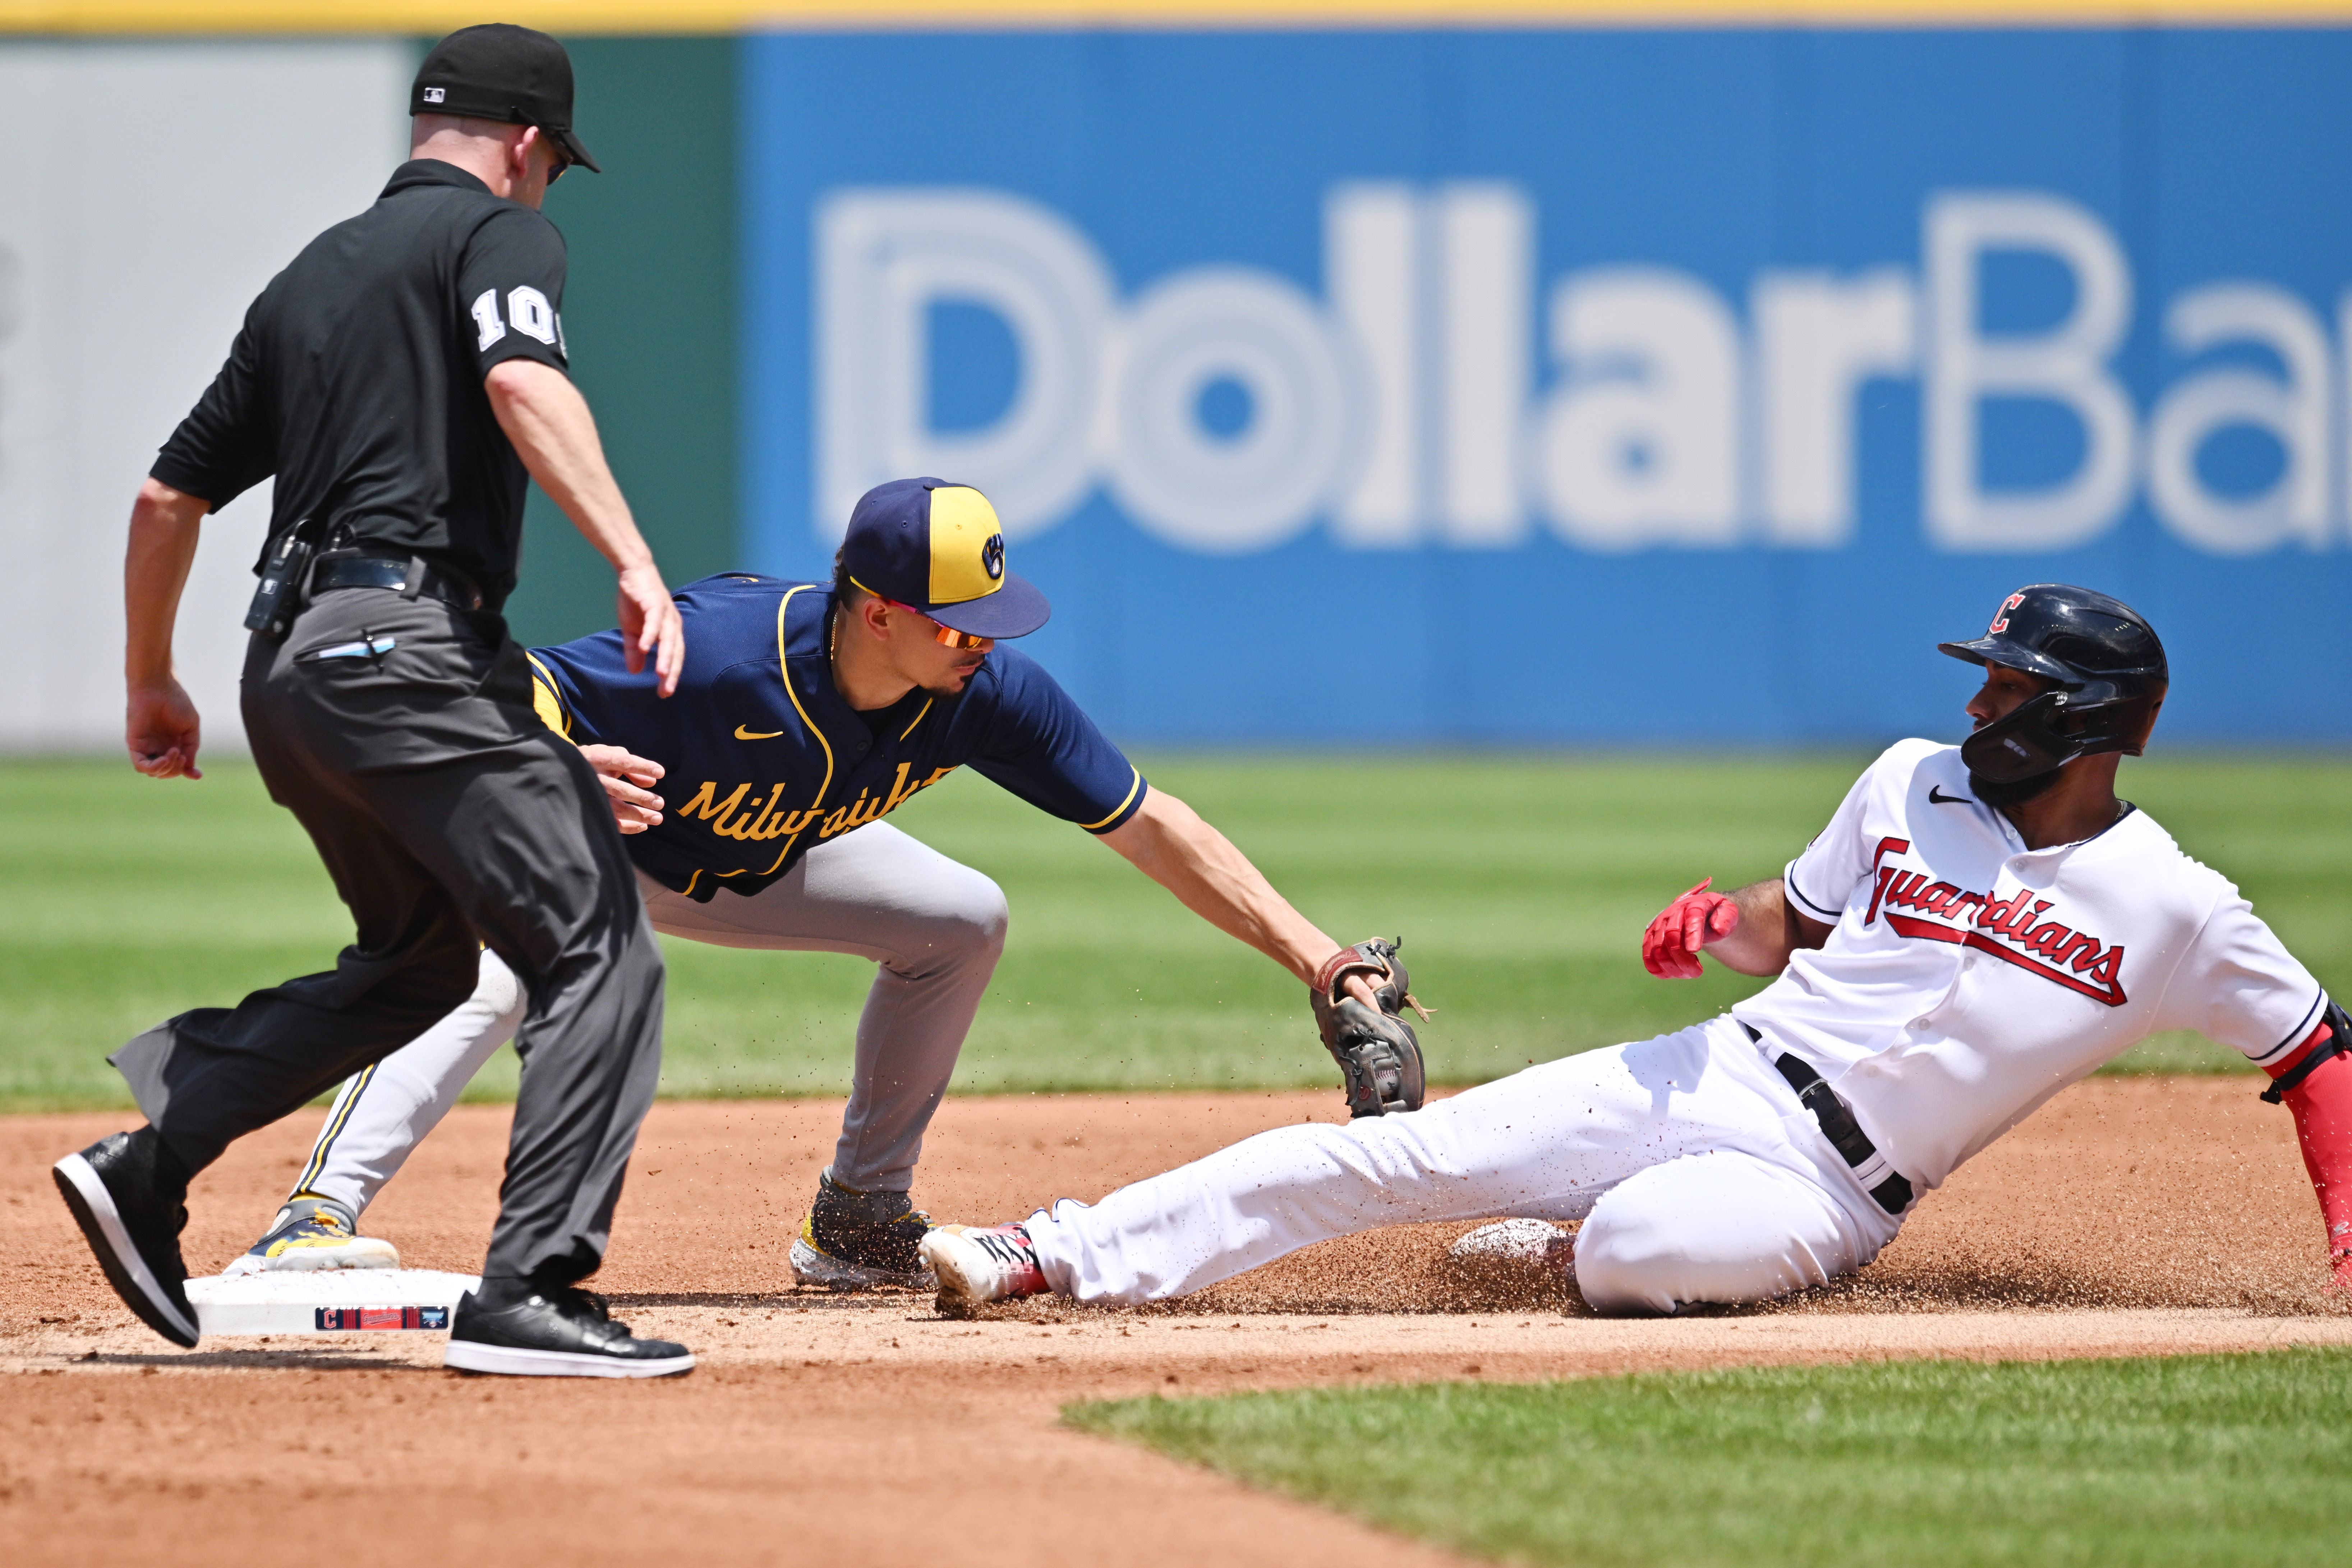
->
[51, 26, 695, 1379]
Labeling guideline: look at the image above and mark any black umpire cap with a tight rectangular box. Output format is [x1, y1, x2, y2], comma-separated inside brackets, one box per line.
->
[411, 23, 600, 174]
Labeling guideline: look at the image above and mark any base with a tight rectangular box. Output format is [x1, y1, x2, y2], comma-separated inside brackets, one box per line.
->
[184, 1269, 481, 1335]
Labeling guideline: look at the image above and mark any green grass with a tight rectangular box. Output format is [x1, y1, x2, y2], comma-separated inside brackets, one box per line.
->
[2, 753, 2345, 1111]
[1066, 1347, 2352, 1568]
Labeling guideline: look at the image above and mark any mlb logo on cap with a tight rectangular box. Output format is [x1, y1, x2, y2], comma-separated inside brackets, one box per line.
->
[842, 478, 1051, 639]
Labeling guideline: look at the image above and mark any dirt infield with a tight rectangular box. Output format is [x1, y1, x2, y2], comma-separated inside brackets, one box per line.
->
[4, 1077, 2348, 1566]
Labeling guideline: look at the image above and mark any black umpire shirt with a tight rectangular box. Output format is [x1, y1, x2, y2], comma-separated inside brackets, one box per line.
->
[151, 160, 573, 611]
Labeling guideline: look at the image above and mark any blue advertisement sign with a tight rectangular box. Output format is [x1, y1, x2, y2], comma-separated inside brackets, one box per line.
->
[742, 29, 2352, 743]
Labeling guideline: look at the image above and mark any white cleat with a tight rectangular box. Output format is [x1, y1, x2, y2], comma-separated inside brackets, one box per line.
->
[919, 1223, 1048, 1315]
[226, 1197, 400, 1275]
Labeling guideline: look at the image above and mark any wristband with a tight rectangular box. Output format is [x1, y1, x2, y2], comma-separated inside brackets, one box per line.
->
[2262, 1018, 2345, 1105]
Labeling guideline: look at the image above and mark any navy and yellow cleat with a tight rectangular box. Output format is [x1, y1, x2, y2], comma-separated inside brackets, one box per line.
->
[223, 1196, 400, 1277]
[787, 1170, 938, 1291]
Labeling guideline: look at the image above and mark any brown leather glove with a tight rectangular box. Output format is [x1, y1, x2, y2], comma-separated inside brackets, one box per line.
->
[1310, 938, 1430, 1118]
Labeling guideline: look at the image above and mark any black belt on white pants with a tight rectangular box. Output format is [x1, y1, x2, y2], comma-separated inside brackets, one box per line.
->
[1741, 1022, 1915, 1215]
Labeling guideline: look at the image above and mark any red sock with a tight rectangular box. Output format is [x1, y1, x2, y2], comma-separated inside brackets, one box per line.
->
[2267, 1023, 2352, 1289]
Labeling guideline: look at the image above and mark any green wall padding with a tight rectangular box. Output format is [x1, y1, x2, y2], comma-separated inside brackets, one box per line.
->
[503, 35, 738, 649]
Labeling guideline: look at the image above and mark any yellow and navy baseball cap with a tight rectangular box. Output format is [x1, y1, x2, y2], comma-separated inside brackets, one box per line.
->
[841, 478, 1049, 639]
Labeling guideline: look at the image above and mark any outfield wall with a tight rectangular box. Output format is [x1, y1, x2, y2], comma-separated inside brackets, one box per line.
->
[0, 35, 736, 754]
[3, 19, 2350, 752]
[0, 41, 409, 752]
[748, 27, 2352, 747]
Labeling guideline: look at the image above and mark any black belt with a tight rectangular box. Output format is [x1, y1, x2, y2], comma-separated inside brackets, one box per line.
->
[310, 554, 483, 612]
[1742, 1022, 1914, 1215]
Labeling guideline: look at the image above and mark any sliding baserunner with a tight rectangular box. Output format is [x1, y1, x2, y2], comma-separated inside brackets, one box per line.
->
[234, 477, 1417, 1289]
[922, 584, 2352, 1314]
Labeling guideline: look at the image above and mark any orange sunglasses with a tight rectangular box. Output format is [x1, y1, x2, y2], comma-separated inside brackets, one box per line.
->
[847, 576, 995, 651]
[885, 599, 991, 651]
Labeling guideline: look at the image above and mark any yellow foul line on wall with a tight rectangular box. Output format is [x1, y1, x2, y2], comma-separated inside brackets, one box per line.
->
[10, 0, 2352, 37]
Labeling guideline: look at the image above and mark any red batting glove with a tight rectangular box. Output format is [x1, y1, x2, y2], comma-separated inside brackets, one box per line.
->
[1641, 877, 1740, 979]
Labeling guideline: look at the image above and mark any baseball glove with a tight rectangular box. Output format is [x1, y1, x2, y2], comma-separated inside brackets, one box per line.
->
[1311, 938, 1431, 1118]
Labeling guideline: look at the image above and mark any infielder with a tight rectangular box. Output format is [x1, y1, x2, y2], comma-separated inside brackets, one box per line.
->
[230, 477, 1423, 1290]
[920, 584, 2352, 1315]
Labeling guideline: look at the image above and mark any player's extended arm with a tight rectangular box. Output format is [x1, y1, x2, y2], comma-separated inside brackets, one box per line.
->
[123, 478, 213, 780]
[1641, 876, 1833, 979]
[484, 359, 683, 697]
[2261, 1003, 2352, 1293]
[1097, 787, 1361, 992]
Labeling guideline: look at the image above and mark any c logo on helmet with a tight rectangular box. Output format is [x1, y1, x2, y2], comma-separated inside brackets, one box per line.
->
[981, 533, 1005, 581]
[1989, 593, 2026, 635]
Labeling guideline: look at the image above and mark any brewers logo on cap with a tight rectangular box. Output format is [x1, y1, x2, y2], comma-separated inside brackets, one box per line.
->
[842, 478, 1051, 639]
[924, 487, 1007, 606]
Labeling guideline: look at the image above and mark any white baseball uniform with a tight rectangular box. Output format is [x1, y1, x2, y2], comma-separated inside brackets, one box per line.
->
[1022, 739, 2328, 1313]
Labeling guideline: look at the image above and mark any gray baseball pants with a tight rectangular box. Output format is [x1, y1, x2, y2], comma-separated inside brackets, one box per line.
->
[109, 588, 666, 1286]
[278, 819, 1007, 1218]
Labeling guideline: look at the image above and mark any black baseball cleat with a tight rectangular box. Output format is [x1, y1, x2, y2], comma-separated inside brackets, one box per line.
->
[53, 1128, 200, 1348]
[443, 1281, 696, 1378]
[789, 1168, 937, 1291]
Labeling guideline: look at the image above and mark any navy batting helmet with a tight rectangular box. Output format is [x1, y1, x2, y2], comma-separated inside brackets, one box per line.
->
[1938, 584, 2168, 788]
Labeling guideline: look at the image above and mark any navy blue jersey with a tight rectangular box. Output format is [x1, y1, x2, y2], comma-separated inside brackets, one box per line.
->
[528, 575, 1146, 900]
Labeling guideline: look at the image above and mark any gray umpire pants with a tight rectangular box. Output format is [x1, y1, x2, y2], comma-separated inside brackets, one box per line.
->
[276, 819, 1007, 1220]
[109, 587, 666, 1285]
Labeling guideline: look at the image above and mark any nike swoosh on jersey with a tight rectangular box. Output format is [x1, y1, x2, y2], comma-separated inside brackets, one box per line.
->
[1928, 786, 1975, 805]
[734, 725, 785, 740]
